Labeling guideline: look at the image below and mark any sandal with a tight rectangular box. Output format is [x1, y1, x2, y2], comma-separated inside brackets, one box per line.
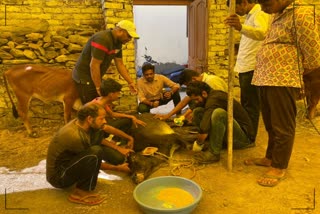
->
[257, 174, 286, 187]
[68, 194, 106, 206]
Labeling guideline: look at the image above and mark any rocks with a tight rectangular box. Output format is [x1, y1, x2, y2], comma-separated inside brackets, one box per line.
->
[0, 19, 94, 67]
[0, 49, 14, 59]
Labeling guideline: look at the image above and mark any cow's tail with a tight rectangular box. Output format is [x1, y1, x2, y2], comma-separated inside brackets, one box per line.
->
[3, 73, 19, 118]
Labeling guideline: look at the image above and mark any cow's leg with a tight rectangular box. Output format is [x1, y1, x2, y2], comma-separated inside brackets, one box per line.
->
[304, 72, 320, 119]
[15, 94, 37, 137]
[304, 79, 312, 118]
[63, 98, 76, 124]
[308, 92, 319, 119]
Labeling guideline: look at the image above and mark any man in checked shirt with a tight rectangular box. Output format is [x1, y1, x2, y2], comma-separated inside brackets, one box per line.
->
[245, 0, 320, 187]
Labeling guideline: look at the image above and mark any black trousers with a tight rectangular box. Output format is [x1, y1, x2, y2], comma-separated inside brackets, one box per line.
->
[239, 71, 260, 141]
[51, 145, 103, 191]
[74, 80, 99, 105]
[259, 86, 299, 169]
[138, 90, 181, 113]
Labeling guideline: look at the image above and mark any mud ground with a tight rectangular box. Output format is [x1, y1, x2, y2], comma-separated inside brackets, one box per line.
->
[0, 95, 319, 214]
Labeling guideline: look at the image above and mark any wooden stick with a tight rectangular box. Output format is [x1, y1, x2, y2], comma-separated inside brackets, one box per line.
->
[227, 0, 236, 171]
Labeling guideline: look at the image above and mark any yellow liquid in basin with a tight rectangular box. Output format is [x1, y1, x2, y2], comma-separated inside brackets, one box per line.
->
[156, 187, 194, 208]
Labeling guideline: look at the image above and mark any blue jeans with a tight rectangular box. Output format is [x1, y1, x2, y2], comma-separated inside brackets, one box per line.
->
[193, 107, 252, 155]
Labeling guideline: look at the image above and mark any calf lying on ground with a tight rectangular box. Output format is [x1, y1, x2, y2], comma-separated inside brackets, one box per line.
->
[3, 64, 82, 137]
[303, 70, 320, 119]
[127, 114, 197, 183]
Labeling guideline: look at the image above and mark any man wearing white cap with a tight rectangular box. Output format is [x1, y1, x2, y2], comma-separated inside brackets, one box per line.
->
[73, 20, 140, 104]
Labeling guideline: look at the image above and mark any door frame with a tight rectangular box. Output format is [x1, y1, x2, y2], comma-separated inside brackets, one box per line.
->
[133, 0, 208, 71]
[133, 0, 190, 5]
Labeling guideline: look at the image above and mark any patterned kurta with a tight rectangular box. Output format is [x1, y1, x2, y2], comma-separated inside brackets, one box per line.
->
[252, 1, 320, 88]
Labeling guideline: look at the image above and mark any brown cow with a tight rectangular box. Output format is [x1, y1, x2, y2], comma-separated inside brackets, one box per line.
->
[303, 69, 320, 119]
[3, 64, 82, 137]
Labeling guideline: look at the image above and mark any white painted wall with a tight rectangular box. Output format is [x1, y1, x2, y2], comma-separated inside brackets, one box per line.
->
[133, 6, 188, 67]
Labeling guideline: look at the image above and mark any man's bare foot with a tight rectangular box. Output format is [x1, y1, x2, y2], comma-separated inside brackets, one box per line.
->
[101, 162, 131, 173]
[257, 167, 286, 187]
[244, 157, 271, 167]
[115, 163, 131, 173]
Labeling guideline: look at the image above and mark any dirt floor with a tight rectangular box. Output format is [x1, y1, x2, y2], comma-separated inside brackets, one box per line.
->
[0, 97, 319, 214]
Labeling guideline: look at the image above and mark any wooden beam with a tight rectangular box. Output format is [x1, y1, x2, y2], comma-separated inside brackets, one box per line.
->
[133, 0, 191, 5]
[227, 0, 236, 172]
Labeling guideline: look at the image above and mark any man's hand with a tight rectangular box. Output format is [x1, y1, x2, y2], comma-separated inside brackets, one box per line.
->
[96, 87, 101, 97]
[126, 137, 134, 150]
[163, 91, 172, 99]
[114, 163, 131, 173]
[132, 117, 147, 128]
[224, 14, 242, 31]
[154, 114, 170, 120]
[117, 146, 134, 156]
[129, 82, 137, 94]
[153, 100, 160, 108]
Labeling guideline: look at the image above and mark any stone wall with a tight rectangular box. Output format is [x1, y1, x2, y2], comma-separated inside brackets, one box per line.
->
[207, 0, 239, 79]
[0, 0, 319, 130]
[0, 0, 137, 130]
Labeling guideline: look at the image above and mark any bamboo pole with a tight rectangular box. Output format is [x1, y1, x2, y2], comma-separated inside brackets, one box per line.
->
[227, 0, 236, 171]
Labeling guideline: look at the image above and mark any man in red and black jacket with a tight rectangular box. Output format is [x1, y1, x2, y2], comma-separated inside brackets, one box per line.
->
[72, 20, 139, 104]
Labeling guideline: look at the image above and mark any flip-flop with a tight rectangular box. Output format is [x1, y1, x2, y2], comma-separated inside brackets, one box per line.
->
[257, 174, 286, 187]
[68, 194, 106, 206]
[244, 158, 271, 167]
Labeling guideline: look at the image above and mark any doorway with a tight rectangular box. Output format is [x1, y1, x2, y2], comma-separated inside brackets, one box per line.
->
[133, 5, 188, 68]
[133, 0, 208, 73]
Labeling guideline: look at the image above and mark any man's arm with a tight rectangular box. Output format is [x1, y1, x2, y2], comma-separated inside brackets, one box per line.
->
[163, 84, 180, 100]
[102, 124, 134, 149]
[141, 99, 156, 107]
[90, 57, 103, 96]
[154, 96, 191, 120]
[162, 76, 180, 94]
[224, 13, 270, 41]
[107, 108, 146, 128]
[169, 83, 180, 94]
[241, 12, 270, 40]
[114, 57, 137, 93]
[101, 139, 133, 157]
[100, 162, 130, 173]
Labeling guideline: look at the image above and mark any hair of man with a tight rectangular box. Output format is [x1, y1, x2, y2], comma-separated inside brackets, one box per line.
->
[77, 103, 104, 122]
[179, 69, 199, 85]
[100, 78, 122, 96]
[186, 81, 211, 96]
[141, 63, 155, 74]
